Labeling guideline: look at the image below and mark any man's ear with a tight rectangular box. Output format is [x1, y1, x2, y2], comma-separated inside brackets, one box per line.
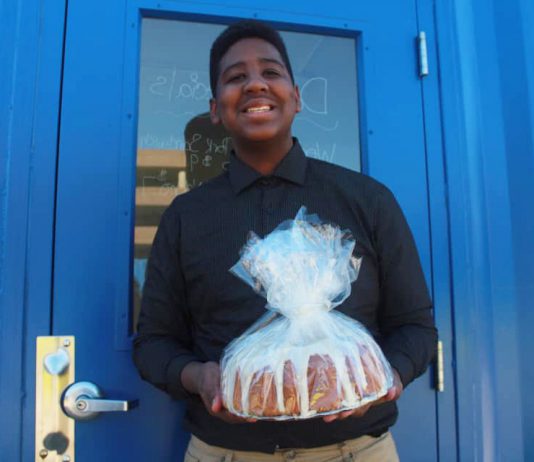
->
[209, 98, 220, 124]
[294, 85, 302, 113]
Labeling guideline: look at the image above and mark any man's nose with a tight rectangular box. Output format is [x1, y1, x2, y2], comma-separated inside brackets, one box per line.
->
[244, 74, 268, 93]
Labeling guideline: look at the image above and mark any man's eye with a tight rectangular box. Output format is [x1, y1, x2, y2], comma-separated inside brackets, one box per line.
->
[264, 69, 281, 77]
[227, 74, 245, 83]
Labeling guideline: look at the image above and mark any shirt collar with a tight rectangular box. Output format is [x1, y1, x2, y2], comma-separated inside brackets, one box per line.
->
[228, 138, 307, 194]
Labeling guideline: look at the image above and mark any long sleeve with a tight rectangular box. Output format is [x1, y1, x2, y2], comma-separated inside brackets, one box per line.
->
[373, 187, 438, 387]
[133, 205, 200, 399]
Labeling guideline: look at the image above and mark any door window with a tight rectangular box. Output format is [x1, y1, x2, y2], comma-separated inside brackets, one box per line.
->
[133, 18, 360, 329]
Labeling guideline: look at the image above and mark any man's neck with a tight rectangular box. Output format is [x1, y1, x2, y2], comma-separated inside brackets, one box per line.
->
[233, 136, 294, 176]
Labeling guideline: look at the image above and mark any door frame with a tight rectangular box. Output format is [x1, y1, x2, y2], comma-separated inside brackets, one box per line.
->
[0, 0, 461, 460]
[0, 1, 66, 461]
[415, 1, 458, 461]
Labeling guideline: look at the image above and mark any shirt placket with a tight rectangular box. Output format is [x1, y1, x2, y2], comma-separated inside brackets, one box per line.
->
[260, 178, 277, 234]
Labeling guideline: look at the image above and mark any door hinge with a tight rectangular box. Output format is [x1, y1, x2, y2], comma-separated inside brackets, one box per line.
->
[436, 339, 444, 392]
[418, 31, 429, 77]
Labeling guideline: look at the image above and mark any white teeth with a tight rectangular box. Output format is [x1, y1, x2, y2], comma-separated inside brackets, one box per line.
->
[246, 105, 271, 113]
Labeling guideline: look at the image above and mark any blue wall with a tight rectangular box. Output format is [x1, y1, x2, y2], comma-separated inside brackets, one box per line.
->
[1, 0, 533, 459]
[500, 2, 534, 460]
[495, 1, 534, 460]
[436, 0, 534, 459]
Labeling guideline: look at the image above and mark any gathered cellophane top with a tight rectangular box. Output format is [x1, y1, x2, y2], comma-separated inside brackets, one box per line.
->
[221, 207, 393, 420]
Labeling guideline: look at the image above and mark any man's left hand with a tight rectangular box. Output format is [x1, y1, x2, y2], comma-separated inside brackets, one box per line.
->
[323, 369, 403, 423]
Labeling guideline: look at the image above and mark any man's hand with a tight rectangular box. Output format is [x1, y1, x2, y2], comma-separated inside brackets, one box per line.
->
[323, 368, 403, 423]
[181, 361, 256, 424]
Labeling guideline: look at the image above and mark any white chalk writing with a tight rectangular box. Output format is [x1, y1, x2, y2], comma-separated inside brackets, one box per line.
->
[304, 142, 337, 163]
[148, 68, 211, 102]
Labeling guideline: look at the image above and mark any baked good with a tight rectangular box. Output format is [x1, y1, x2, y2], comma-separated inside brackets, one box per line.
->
[223, 331, 390, 419]
[222, 207, 393, 420]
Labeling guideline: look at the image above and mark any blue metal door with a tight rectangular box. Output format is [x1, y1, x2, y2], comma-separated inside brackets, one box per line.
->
[54, 0, 443, 460]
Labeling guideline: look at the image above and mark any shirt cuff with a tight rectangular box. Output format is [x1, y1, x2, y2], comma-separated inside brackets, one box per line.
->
[385, 351, 416, 387]
[166, 355, 202, 400]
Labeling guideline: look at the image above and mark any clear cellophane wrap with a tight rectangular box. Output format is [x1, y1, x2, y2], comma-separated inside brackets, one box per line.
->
[221, 207, 393, 420]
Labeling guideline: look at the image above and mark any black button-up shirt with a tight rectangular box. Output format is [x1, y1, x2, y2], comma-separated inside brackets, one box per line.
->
[133, 139, 437, 452]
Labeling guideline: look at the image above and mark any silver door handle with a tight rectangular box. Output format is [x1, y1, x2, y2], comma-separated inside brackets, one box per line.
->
[61, 381, 138, 421]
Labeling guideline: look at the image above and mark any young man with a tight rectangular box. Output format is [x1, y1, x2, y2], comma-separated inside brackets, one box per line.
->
[134, 20, 437, 461]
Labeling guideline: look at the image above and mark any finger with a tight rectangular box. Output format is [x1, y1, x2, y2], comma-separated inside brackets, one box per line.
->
[384, 384, 401, 401]
[373, 387, 397, 406]
[351, 404, 371, 417]
[337, 409, 356, 420]
[219, 411, 256, 424]
[211, 393, 223, 413]
[373, 394, 388, 405]
[323, 413, 339, 423]
[222, 413, 245, 423]
[323, 406, 367, 422]
[226, 412, 257, 423]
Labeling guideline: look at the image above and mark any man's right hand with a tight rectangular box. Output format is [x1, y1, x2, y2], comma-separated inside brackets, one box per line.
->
[181, 361, 257, 424]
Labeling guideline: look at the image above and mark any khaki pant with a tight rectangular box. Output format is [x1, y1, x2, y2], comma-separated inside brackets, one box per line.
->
[184, 432, 399, 462]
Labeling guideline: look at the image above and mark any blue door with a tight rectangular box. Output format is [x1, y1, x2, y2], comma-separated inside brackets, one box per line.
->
[53, 0, 444, 460]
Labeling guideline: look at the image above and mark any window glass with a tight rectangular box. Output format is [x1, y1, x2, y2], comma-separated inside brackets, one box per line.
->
[133, 18, 360, 329]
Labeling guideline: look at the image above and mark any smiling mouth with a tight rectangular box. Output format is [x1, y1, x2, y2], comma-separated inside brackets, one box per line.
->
[245, 105, 273, 113]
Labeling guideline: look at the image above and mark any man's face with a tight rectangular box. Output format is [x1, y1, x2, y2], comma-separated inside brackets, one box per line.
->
[210, 38, 301, 147]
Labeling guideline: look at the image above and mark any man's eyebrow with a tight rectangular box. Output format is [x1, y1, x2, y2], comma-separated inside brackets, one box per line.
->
[220, 57, 286, 76]
[258, 57, 285, 67]
[220, 61, 245, 76]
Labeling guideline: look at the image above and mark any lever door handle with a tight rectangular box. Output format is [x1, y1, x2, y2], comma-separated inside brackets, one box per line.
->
[62, 381, 138, 421]
[76, 397, 133, 412]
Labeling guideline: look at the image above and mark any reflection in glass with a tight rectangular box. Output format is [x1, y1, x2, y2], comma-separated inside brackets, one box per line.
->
[133, 18, 359, 330]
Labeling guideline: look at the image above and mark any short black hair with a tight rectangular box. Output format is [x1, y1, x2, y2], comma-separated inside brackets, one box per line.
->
[209, 20, 295, 97]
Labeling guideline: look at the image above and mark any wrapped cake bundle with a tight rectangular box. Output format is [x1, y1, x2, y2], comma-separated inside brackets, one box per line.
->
[221, 207, 393, 420]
